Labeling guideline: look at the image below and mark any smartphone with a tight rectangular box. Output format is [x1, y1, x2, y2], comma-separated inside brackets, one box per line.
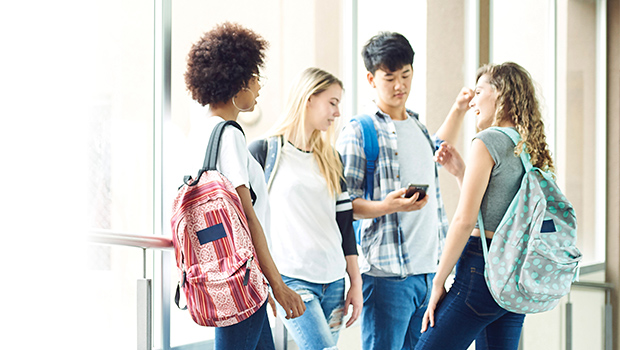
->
[405, 184, 428, 201]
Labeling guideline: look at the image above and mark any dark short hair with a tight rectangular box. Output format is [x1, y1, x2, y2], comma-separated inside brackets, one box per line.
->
[184, 22, 268, 106]
[361, 32, 415, 74]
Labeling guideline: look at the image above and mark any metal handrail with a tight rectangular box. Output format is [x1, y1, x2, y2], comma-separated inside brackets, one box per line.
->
[88, 229, 173, 250]
[88, 228, 173, 350]
[573, 281, 614, 290]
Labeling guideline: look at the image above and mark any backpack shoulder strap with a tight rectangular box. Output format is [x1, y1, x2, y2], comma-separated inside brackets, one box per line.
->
[478, 211, 490, 260]
[204, 120, 244, 171]
[351, 115, 379, 200]
[185, 120, 244, 187]
[264, 135, 283, 191]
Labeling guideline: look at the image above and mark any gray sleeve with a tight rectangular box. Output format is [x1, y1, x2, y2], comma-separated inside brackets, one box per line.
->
[474, 129, 515, 172]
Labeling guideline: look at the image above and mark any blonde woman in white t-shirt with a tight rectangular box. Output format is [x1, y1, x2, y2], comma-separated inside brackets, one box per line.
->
[249, 67, 363, 350]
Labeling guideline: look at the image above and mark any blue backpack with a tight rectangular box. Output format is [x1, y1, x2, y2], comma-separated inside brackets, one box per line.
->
[350, 115, 379, 244]
[478, 127, 582, 314]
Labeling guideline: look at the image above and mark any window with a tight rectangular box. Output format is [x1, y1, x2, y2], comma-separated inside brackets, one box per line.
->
[86, 0, 155, 348]
[490, 0, 605, 264]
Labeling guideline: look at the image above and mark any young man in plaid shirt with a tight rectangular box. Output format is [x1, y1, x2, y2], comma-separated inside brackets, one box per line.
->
[336, 32, 473, 349]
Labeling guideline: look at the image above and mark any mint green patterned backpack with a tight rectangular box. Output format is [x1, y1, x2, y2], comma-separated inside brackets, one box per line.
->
[478, 127, 582, 314]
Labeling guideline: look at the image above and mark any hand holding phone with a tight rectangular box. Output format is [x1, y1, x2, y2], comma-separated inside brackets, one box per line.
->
[405, 184, 428, 201]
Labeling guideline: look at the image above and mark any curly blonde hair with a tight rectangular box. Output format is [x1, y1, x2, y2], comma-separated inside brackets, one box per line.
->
[476, 62, 555, 173]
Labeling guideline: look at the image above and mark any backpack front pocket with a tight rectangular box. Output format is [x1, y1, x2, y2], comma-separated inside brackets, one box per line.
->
[518, 239, 581, 301]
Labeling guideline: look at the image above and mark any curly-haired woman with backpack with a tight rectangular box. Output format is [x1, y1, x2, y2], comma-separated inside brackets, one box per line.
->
[416, 62, 555, 350]
[184, 22, 305, 350]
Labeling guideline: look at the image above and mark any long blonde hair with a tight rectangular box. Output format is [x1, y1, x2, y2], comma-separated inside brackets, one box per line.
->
[477, 62, 555, 173]
[269, 67, 344, 197]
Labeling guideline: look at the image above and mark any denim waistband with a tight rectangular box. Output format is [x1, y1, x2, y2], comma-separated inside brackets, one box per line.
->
[466, 235, 493, 253]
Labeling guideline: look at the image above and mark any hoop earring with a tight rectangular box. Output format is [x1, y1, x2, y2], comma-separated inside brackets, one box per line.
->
[232, 87, 256, 112]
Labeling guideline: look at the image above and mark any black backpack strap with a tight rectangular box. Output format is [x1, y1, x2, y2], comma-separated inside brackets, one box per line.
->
[185, 120, 245, 186]
[203, 120, 244, 170]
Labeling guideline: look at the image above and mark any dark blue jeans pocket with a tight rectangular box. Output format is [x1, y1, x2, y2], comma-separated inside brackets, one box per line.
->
[465, 267, 502, 317]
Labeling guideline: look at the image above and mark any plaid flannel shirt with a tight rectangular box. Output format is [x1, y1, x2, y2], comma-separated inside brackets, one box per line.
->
[336, 106, 449, 276]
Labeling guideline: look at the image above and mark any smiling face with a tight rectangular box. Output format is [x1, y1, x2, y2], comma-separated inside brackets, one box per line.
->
[470, 74, 499, 130]
[368, 64, 413, 115]
[305, 83, 342, 133]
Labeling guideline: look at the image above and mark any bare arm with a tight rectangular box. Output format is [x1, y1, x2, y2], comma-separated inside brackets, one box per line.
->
[421, 138, 494, 332]
[434, 139, 493, 284]
[343, 255, 363, 327]
[434, 142, 466, 188]
[236, 185, 306, 319]
[435, 88, 474, 146]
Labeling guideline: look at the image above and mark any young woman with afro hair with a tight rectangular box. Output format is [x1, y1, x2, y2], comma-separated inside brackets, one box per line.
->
[184, 22, 305, 350]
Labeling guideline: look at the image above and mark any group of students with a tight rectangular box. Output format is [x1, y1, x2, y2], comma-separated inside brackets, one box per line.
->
[183, 21, 554, 350]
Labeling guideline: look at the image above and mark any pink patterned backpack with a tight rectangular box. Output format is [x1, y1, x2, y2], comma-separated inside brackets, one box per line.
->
[171, 120, 268, 327]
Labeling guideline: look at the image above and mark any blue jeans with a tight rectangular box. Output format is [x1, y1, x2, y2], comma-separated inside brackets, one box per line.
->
[361, 272, 434, 350]
[415, 236, 526, 350]
[214, 300, 275, 350]
[276, 275, 345, 350]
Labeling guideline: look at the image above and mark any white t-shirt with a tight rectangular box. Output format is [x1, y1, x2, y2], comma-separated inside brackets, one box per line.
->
[186, 116, 271, 242]
[268, 142, 347, 283]
[392, 116, 438, 275]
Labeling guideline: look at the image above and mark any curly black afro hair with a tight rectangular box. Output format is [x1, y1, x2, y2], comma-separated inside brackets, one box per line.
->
[185, 22, 269, 106]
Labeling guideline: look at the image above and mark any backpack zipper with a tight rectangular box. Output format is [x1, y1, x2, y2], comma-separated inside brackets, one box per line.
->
[243, 256, 254, 286]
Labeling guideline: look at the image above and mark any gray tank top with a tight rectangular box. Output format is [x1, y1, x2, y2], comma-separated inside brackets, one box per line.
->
[475, 128, 525, 232]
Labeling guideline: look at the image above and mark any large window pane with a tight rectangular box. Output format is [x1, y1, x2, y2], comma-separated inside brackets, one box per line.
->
[490, 0, 556, 139]
[560, 0, 601, 264]
[88, 0, 155, 235]
[354, 0, 427, 121]
[490, 0, 602, 265]
[86, 0, 155, 349]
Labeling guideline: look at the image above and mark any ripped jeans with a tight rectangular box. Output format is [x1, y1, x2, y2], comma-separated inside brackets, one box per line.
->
[276, 275, 345, 350]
